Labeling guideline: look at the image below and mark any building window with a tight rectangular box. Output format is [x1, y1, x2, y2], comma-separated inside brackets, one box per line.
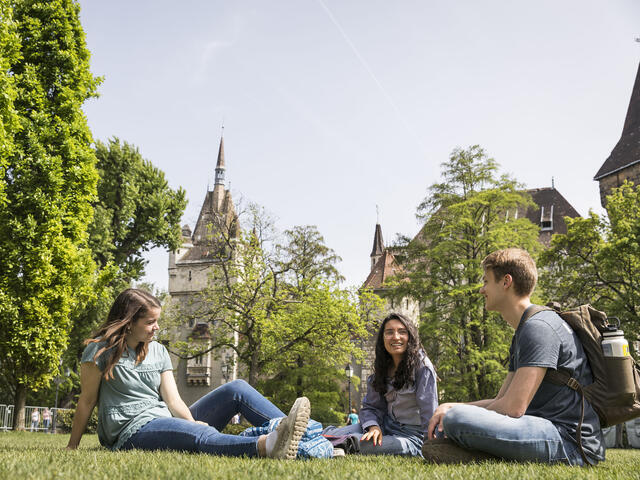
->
[540, 206, 553, 232]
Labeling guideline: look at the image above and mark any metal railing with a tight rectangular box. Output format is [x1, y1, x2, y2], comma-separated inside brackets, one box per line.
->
[0, 404, 71, 433]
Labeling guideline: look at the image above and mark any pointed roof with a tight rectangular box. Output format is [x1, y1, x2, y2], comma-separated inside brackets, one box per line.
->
[519, 187, 580, 233]
[594, 61, 640, 180]
[370, 223, 384, 257]
[362, 250, 404, 290]
[216, 136, 225, 169]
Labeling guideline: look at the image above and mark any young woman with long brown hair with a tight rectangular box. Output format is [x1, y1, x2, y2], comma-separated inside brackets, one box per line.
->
[67, 288, 310, 458]
[323, 312, 438, 456]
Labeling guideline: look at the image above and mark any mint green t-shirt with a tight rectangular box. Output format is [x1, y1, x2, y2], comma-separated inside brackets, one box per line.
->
[81, 340, 173, 450]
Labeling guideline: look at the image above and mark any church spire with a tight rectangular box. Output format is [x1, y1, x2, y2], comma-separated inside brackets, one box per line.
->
[215, 133, 225, 186]
[620, 60, 640, 137]
[370, 223, 384, 270]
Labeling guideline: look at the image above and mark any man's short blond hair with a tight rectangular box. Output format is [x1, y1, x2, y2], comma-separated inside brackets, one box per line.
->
[481, 248, 537, 297]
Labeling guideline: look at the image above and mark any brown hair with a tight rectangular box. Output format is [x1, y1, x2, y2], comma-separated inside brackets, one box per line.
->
[85, 288, 161, 380]
[481, 248, 537, 297]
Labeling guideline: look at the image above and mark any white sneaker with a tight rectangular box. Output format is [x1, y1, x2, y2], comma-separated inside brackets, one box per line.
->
[268, 397, 310, 459]
[333, 448, 346, 457]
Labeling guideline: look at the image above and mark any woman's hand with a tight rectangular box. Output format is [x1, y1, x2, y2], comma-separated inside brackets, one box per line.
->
[427, 403, 456, 440]
[360, 425, 383, 446]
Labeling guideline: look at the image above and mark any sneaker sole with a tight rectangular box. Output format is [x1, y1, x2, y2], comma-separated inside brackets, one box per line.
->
[274, 396, 310, 460]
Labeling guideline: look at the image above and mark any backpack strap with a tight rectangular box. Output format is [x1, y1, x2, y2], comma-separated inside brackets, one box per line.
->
[520, 304, 552, 324]
[521, 305, 595, 466]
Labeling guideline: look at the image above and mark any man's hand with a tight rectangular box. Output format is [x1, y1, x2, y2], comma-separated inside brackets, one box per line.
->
[360, 425, 382, 446]
[427, 403, 456, 440]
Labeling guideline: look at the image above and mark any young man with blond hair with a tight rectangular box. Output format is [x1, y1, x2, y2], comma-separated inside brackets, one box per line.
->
[422, 248, 604, 466]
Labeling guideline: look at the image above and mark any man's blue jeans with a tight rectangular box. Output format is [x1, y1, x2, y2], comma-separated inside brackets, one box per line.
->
[122, 379, 285, 457]
[443, 405, 584, 466]
[323, 415, 423, 456]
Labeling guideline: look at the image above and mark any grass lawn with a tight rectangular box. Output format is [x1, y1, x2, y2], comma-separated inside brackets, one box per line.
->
[1, 431, 639, 480]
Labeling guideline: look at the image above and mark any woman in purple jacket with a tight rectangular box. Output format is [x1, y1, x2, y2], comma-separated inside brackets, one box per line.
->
[324, 313, 438, 456]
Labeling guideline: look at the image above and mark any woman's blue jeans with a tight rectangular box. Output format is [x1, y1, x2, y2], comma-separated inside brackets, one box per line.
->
[122, 379, 285, 457]
[442, 405, 584, 466]
[323, 415, 423, 456]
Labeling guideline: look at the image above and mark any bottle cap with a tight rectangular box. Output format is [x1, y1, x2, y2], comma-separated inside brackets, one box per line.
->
[602, 329, 624, 338]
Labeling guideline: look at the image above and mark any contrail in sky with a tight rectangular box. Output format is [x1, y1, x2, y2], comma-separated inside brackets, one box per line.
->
[315, 0, 427, 154]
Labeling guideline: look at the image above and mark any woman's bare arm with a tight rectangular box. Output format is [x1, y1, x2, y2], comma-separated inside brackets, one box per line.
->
[159, 371, 206, 424]
[66, 362, 101, 449]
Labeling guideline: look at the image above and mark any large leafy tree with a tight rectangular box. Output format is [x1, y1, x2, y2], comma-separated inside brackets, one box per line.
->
[163, 205, 371, 419]
[539, 182, 640, 342]
[0, 0, 100, 428]
[88, 138, 187, 283]
[390, 146, 540, 402]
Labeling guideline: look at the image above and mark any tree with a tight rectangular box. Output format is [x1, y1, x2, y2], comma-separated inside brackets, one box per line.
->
[257, 283, 371, 423]
[390, 146, 540, 402]
[539, 182, 640, 342]
[276, 225, 344, 291]
[88, 138, 187, 283]
[163, 204, 372, 420]
[0, 0, 100, 428]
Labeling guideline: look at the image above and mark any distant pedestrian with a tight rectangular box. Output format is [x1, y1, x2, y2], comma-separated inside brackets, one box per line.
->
[347, 409, 359, 426]
[42, 408, 51, 433]
[30, 409, 40, 432]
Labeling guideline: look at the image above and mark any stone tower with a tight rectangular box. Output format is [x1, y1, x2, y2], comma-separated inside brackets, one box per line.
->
[168, 135, 239, 405]
[594, 61, 640, 207]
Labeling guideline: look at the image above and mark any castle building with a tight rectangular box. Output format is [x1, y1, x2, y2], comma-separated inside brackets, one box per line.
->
[168, 136, 239, 405]
[595, 61, 640, 206]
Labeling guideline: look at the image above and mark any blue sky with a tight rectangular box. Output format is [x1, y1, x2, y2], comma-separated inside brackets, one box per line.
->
[77, 0, 640, 290]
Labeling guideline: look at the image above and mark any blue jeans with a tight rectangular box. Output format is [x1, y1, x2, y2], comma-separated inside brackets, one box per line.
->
[443, 405, 584, 466]
[122, 379, 285, 457]
[323, 415, 423, 456]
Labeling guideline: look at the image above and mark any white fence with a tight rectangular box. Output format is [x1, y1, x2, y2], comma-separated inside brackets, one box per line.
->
[0, 404, 71, 433]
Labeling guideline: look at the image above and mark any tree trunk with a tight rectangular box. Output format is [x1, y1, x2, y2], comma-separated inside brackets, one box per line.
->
[13, 383, 26, 431]
[248, 351, 260, 386]
[296, 356, 304, 397]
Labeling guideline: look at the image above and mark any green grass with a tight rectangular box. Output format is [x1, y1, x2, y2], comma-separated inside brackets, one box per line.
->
[2, 431, 640, 480]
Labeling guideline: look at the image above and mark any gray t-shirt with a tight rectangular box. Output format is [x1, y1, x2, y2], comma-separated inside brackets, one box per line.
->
[509, 308, 605, 462]
[81, 340, 173, 450]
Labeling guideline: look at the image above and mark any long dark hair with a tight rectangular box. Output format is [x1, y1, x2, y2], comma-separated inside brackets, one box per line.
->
[85, 288, 161, 380]
[372, 313, 423, 394]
